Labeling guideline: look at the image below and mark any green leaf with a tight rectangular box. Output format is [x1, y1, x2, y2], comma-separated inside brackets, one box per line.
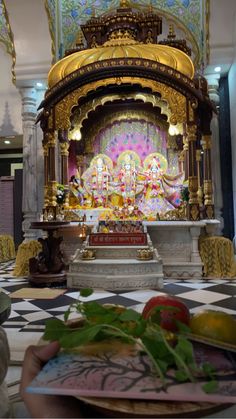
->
[202, 380, 218, 394]
[157, 359, 169, 374]
[175, 337, 196, 367]
[119, 309, 142, 322]
[59, 324, 103, 348]
[80, 288, 94, 298]
[90, 312, 119, 324]
[175, 320, 191, 333]
[43, 319, 70, 341]
[126, 318, 147, 337]
[202, 362, 216, 378]
[175, 370, 189, 382]
[82, 301, 110, 317]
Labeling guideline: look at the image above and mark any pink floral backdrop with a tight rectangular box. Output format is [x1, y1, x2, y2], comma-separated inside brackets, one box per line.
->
[93, 120, 167, 163]
[68, 120, 180, 178]
[93, 120, 179, 175]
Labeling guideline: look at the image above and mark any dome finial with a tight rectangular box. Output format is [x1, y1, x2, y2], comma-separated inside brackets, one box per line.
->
[168, 24, 176, 40]
[148, 1, 153, 12]
[91, 6, 96, 17]
[119, 0, 130, 8]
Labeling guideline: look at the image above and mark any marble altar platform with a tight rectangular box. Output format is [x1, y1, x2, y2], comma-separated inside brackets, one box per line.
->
[61, 220, 220, 281]
[67, 232, 164, 290]
[143, 220, 220, 278]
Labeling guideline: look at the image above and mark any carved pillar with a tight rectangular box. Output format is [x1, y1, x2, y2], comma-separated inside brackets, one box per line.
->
[187, 124, 200, 220]
[201, 134, 214, 219]
[20, 87, 41, 240]
[47, 131, 57, 208]
[196, 149, 203, 206]
[190, 226, 202, 263]
[58, 130, 69, 208]
[182, 130, 189, 181]
[205, 76, 223, 231]
[42, 135, 49, 208]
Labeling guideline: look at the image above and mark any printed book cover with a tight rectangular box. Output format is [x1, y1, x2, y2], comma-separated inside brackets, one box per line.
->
[27, 342, 236, 403]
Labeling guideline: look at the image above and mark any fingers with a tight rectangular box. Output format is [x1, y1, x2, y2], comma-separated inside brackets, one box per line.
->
[20, 341, 60, 400]
[32, 341, 61, 363]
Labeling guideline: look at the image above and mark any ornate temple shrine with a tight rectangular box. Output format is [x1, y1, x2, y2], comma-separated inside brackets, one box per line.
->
[38, 0, 215, 224]
[35, 0, 220, 284]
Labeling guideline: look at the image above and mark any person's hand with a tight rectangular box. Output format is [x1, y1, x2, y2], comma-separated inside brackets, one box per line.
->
[20, 341, 82, 418]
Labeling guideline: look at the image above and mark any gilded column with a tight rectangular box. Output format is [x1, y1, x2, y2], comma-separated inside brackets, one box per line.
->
[187, 124, 199, 220]
[20, 87, 41, 240]
[42, 135, 49, 208]
[196, 149, 203, 206]
[58, 130, 69, 208]
[47, 131, 57, 208]
[201, 134, 214, 219]
[182, 131, 189, 180]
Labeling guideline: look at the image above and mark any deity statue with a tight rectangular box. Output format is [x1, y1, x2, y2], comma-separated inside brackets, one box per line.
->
[115, 151, 143, 206]
[82, 154, 113, 207]
[139, 153, 184, 216]
[69, 170, 85, 207]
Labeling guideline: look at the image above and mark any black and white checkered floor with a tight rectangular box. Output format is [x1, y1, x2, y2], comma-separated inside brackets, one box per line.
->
[1, 260, 236, 418]
[1, 260, 236, 337]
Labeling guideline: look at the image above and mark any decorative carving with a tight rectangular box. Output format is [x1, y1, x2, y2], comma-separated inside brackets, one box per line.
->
[189, 204, 199, 221]
[59, 141, 69, 156]
[47, 132, 56, 147]
[203, 180, 213, 205]
[205, 205, 214, 219]
[46, 181, 58, 207]
[201, 134, 212, 150]
[69, 92, 171, 141]
[159, 24, 192, 56]
[68, 275, 163, 291]
[55, 77, 187, 130]
[187, 124, 197, 141]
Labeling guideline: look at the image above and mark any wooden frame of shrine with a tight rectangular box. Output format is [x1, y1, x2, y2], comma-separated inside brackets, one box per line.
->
[37, 1, 215, 222]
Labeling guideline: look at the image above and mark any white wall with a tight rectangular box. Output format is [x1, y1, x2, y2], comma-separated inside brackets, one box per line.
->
[0, 46, 22, 136]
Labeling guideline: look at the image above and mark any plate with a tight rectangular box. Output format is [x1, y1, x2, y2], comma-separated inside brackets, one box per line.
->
[77, 396, 230, 418]
[185, 333, 236, 353]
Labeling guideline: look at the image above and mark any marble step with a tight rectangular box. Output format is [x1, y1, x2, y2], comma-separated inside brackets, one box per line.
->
[74, 246, 152, 259]
[67, 271, 163, 291]
[69, 257, 163, 276]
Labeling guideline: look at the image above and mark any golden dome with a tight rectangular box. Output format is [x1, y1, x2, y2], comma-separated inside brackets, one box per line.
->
[48, 41, 194, 89]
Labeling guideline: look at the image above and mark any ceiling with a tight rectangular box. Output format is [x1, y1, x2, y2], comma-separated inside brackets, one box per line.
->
[0, 0, 236, 151]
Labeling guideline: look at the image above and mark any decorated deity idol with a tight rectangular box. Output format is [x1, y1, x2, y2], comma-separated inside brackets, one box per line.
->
[115, 151, 143, 206]
[82, 154, 113, 207]
[69, 170, 85, 207]
[139, 153, 184, 216]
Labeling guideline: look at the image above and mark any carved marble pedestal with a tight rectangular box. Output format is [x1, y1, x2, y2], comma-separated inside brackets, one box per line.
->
[144, 220, 220, 278]
[67, 234, 164, 290]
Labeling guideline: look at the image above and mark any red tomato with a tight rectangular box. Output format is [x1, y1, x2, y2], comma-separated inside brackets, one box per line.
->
[142, 294, 190, 332]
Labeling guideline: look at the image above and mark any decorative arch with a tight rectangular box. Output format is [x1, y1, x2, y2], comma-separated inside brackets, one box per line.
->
[54, 77, 187, 130]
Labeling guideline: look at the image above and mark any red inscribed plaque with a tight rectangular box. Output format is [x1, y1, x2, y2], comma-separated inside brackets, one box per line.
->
[89, 233, 147, 246]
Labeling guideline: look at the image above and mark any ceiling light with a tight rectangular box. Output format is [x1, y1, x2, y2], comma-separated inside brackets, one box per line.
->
[36, 82, 43, 87]
[4, 140, 11, 144]
[73, 130, 82, 141]
[168, 124, 179, 136]
[214, 66, 221, 72]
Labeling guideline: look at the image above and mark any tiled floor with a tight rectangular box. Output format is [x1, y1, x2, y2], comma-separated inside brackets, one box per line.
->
[1, 260, 236, 418]
[1, 260, 236, 340]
